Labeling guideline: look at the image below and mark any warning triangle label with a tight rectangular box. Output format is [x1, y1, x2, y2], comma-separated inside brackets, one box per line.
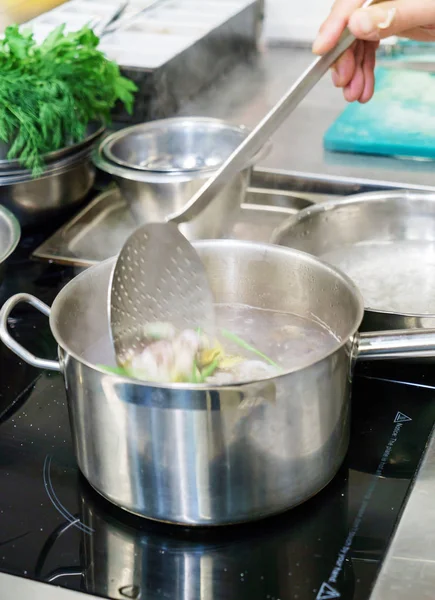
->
[394, 412, 412, 423]
[316, 582, 341, 599]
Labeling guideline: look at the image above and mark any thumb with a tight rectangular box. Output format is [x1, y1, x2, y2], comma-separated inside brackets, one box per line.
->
[348, 0, 435, 40]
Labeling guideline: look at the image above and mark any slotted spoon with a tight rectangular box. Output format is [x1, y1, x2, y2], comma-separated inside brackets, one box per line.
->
[110, 222, 215, 365]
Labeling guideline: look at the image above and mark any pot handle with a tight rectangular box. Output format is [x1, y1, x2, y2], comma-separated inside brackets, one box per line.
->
[356, 329, 435, 360]
[0, 293, 61, 371]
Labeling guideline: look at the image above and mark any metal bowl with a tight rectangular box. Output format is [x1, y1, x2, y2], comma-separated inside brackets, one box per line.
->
[0, 205, 20, 284]
[94, 120, 270, 241]
[102, 118, 253, 173]
[0, 121, 105, 173]
[0, 147, 96, 229]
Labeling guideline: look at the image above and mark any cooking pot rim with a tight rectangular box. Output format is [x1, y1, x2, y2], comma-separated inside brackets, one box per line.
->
[271, 189, 435, 318]
[50, 240, 365, 388]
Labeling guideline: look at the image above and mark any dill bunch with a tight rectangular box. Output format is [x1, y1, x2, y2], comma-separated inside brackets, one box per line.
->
[0, 24, 137, 176]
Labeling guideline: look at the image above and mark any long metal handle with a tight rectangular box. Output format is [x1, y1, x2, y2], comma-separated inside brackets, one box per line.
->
[168, 0, 380, 225]
[0, 294, 60, 371]
[357, 329, 435, 360]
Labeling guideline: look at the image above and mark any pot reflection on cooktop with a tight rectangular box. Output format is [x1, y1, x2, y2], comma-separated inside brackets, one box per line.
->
[0, 371, 434, 600]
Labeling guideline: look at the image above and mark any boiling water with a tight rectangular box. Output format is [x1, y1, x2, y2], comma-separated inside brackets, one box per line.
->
[84, 303, 340, 373]
[213, 304, 339, 370]
[322, 240, 435, 314]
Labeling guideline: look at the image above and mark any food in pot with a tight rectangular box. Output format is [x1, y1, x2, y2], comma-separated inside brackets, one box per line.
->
[116, 323, 280, 384]
[99, 303, 340, 385]
[0, 24, 137, 175]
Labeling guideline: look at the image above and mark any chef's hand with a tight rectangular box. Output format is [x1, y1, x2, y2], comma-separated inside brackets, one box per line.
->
[312, 0, 435, 103]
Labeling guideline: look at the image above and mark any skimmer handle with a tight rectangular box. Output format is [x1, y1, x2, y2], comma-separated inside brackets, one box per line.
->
[168, 0, 382, 225]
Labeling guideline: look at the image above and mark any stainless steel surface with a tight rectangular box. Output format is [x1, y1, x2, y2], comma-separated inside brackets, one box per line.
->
[272, 190, 435, 331]
[230, 200, 309, 242]
[102, 118, 252, 173]
[110, 222, 215, 365]
[94, 123, 267, 240]
[371, 424, 435, 600]
[180, 54, 435, 191]
[0, 205, 20, 283]
[167, 0, 379, 226]
[357, 329, 435, 359]
[0, 148, 96, 228]
[0, 294, 60, 371]
[32, 183, 312, 268]
[0, 122, 104, 173]
[4, 242, 435, 525]
[251, 167, 435, 196]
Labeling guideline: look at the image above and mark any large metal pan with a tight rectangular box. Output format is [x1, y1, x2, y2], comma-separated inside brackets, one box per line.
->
[2, 241, 435, 526]
[272, 190, 435, 331]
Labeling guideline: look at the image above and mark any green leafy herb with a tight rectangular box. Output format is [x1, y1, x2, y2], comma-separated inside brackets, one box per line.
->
[0, 24, 137, 175]
[221, 329, 281, 370]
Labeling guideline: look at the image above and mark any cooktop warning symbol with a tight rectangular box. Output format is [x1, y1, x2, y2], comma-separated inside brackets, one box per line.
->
[316, 582, 341, 599]
[394, 412, 412, 423]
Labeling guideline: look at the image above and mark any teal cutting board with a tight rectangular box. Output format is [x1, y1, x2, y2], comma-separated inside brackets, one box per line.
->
[324, 67, 435, 158]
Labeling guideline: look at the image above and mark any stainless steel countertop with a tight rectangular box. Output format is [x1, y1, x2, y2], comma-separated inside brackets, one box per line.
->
[371, 426, 435, 599]
[180, 44, 435, 189]
[2, 43, 435, 600]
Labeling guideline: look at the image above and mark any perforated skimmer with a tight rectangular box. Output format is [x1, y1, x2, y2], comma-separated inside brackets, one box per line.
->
[110, 222, 215, 365]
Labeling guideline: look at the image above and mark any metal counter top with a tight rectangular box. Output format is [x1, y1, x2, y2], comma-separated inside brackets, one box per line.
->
[371, 427, 435, 599]
[1, 43, 435, 600]
[179, 44, 435, 190]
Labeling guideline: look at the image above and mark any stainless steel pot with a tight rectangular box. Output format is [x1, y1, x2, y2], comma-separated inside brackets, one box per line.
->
[2, 241, 435, 526]
[271, 190, 435, 332]
[0, 147, 96, 228]
[94, 118, 269, 240]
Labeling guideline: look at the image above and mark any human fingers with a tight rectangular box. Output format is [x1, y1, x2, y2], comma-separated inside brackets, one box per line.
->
[348, 0, 435, 41]
[343, 40, 365, 102]
[358, 41, 378, 103]
[313, 0, 366, 54]
[331, 44, 356, 87]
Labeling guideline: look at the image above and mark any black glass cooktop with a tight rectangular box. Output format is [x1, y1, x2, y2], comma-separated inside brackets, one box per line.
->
[1, 232, 435, 600]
